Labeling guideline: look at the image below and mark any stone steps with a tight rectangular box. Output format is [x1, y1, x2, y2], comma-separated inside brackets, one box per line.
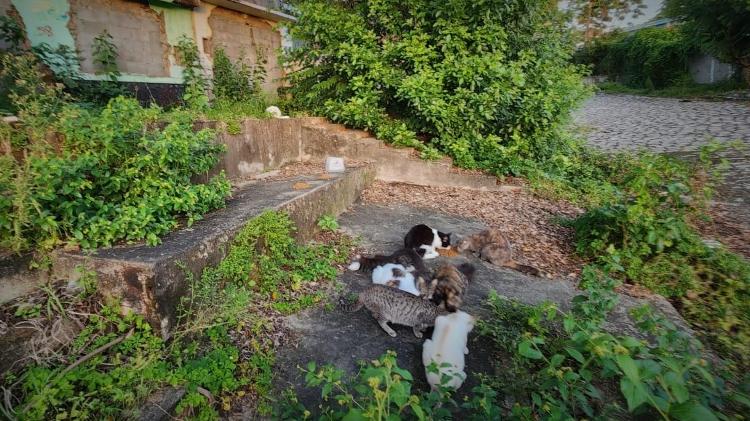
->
[47, 166, 374, 337]
[300, 120, 516, 192]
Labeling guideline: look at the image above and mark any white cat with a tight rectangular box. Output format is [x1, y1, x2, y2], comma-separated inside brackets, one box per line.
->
[371, 263, 421, 296]
[422, 310, 475, 391]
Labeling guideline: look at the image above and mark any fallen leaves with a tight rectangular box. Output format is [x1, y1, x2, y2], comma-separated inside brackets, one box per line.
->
[361, 181, 586, 278]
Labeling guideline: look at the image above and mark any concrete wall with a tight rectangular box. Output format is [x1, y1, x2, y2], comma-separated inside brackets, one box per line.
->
[1, 0, 292, 96]
[689, 53, 736, 85]
[207, 7, 282, 94]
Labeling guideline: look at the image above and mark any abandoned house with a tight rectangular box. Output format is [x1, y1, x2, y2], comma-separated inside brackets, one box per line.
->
[0, 0, 295, 104]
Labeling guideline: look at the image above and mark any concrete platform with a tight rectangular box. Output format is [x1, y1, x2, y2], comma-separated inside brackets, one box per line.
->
[52, 166, 375, 337]
[272, 203, 691, 412]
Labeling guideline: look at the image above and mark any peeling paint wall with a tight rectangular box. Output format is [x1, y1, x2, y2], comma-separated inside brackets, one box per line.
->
[69, 0, 170, 77]
[2, 0, 288, 95]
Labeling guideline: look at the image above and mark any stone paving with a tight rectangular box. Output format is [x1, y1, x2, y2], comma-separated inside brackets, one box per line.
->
[574, 93, 750, 214]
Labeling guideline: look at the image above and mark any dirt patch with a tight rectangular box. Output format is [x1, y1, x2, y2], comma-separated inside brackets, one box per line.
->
[693, 203, 750, 259]
[361, 181, 585, 278]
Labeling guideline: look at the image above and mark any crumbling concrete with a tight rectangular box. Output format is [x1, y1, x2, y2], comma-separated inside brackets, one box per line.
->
[205, 117, 509, 191]
[69, 0, 170, 77]
[51, 166, 374, 337]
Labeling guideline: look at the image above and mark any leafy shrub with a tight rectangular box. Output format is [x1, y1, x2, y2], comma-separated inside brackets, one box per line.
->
[569, 148, 750, 369]
[212, 47, 266, 102]
[477, 274, 750, 420]
[316, 214, 339, 232]
[0, 51, 230, 251]
[283, 0, 587, 175]
[277, 351, 502, 420]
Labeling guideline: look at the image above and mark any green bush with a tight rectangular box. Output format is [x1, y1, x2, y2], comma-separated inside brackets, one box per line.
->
[212, 47, 266, 102]
[569, 148, 750, 368]
[283, 0, 588, 175]
[576, 26, 697, 89]
[0, 52, 230, 251]
[476, 278, 750, 420]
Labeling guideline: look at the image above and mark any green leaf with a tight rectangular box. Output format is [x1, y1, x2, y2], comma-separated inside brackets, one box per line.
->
[620, 377, 648, 412]
[670, 400, 719, 421]
[410, 403, 426, 420]
[342, 408, 367, 421]
[615, 355, 640, 383]
[518, 340, 543, 360]
[565, 347, 585, 364]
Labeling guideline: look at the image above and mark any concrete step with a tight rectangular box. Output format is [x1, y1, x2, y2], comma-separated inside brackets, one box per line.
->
[300, 125, 509, 191]
[51, 166, 375, 337]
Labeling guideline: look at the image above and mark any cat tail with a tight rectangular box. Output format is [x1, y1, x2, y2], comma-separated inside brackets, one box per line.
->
[456, 263, 476, 280]
[339, 296, 363, 312]
[506, 261, 541, 277]
[348, 255, 384, 273]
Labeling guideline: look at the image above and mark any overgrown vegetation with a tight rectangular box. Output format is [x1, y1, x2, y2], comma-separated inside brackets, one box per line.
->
[0, 30, 282, 252]
[1, 211, 353, 419]
[475, 282, 749, 420]
[277, 350, 502, 420]
[664, 0, 750, 86]
[574, 26, 699, 90]
[283, 0, 588, 172]
[596, 80, 745, 98]
[564, 146, 750, 370]
[0, 51, 230, 251]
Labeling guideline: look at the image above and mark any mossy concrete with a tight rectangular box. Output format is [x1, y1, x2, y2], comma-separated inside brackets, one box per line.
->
[51, 166, 375, 337]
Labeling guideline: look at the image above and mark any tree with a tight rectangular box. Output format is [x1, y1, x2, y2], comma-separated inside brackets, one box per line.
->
[565, 0, 646, 42]
[284, 0, 587, 175]
[664, 0, 750, 85]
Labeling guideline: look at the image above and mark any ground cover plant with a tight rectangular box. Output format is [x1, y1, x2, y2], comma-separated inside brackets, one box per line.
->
[0, 211, 354, 420]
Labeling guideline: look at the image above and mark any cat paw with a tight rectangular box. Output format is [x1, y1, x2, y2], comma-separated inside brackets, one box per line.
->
[413, 329, 423, 339]
[464, 346, 469, 355]
[388, 330, 397, 337]
[347, 261, 361, 271]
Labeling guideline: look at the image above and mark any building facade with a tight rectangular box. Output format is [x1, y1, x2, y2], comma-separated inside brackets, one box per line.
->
[1, 0, 295, 102]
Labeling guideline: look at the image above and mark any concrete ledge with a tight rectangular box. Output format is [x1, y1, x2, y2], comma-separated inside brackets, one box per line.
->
[51, 166, 375, 337]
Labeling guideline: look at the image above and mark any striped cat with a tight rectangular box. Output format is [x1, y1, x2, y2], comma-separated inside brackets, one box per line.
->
[341, 285, 446, 337]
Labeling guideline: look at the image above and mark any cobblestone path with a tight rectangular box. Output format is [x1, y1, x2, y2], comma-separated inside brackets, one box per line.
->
[574, 93, 750, 216]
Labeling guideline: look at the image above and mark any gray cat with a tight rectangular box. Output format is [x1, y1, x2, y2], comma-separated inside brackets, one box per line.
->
[341, 285, 446, 338]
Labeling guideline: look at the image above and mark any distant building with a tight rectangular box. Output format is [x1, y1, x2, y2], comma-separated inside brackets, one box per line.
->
[0, 0, 296, 103]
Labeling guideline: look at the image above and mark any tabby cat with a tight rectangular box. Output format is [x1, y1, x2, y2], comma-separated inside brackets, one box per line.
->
[456, 229, 540, 276]
[341, 285, 446, 337]
[427, 263, 475, 312]
[404, 224, 452, 259]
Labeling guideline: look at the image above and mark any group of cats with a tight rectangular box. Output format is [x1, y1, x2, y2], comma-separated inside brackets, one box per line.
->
[342, 223, 540, 391]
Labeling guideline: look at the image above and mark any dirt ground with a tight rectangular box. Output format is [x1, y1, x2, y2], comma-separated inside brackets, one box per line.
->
[360, 181, 586, 278]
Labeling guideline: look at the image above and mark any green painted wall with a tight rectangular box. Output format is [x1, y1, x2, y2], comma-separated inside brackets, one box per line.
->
[11, 0, 81, 74]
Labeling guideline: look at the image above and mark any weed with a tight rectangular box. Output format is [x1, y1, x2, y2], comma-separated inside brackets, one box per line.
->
[317, 214, 339, 232]
[3, 211, 353, 419]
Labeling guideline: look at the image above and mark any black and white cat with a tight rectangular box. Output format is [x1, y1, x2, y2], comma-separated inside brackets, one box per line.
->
[348, 248, 431, 296]
[404, 224, 451, 259]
